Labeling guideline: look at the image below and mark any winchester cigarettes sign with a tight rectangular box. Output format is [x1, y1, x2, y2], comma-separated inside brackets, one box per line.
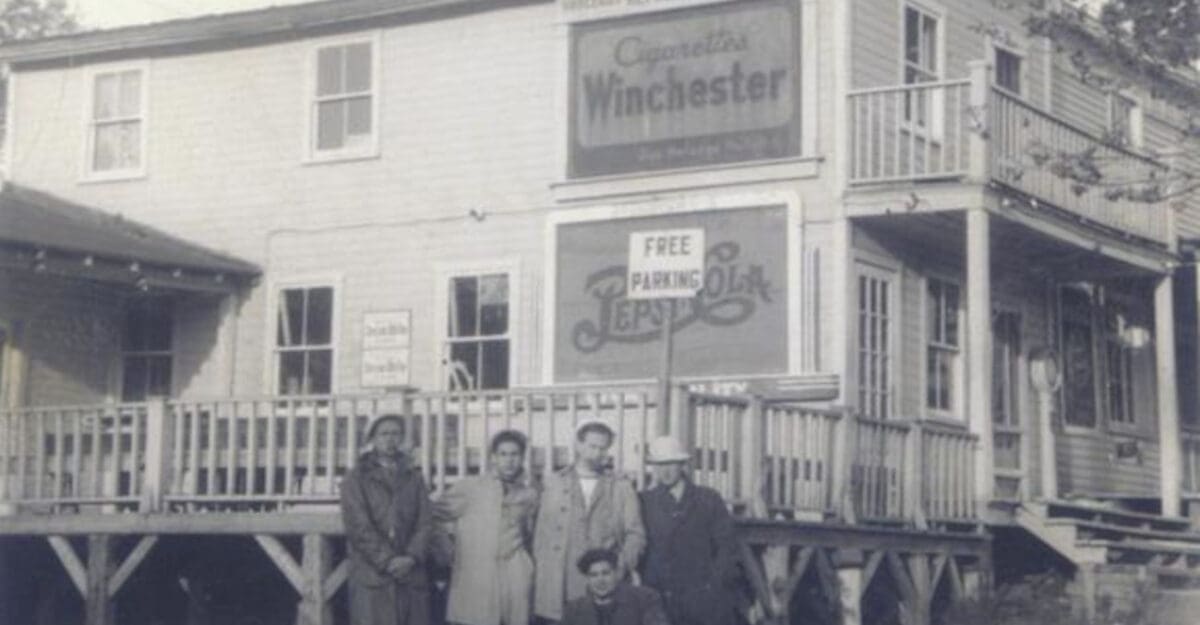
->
[555, 206, 787, 381]
[568, 0, 800, 177]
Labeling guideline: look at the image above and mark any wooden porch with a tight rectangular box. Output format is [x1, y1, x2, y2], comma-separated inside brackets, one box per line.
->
[0, 383, 989, 625]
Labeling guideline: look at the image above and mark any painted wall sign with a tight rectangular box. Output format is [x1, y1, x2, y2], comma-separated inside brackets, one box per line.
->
[559, 0, 735, 23]
[362, 310, 412, 387]
[627, 228, 705, 299]
[568, 0, 800, 177]
[555, 206, 787, 381]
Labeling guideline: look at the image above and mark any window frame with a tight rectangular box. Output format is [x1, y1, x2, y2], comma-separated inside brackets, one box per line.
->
[1101, 292, 1145, 436]
[81, 60, 149, 182]
[1107, 90, 1144, 150]
[989, 39, 1026, 99]
[899, 0, 947, 137]
[268, 276, 341, 396]
[922, 274, 964, 420]
[434, 259, 521, 392]
[304, 31, 382, 164]
[854, 260, 900, 420]
[119, 296, 176, 402]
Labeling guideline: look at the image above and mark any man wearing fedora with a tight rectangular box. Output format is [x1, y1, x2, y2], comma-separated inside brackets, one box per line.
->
[532, 420, 645, 624]
[639, 436, 740, 625]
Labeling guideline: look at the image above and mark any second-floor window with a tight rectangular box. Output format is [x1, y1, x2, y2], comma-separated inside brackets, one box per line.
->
[1108, 92, 1142, 149]
[926, 278, 960, 415]
[87, 67, 145, 177]
[310, 39, 376, 159]
[122, 297, 173, 401]
[994, 47, 1022, 95]
[277, 286, 334, 395]
[903, 2, 941, 126]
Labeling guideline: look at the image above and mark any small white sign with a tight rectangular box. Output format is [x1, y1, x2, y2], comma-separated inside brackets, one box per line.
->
[362, 349, 411, 388]
[362, 310, 411, 350]
[627, 228, 705, 300]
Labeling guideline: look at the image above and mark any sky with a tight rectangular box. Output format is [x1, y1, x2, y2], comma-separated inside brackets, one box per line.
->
[70, 0, 315, 30]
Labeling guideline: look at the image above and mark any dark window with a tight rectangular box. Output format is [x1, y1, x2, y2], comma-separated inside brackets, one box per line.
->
[994, 48, 1021, 95]
[277, 287, 334, 395]
[446, 274, 510, 390]
[1061, 287, 1097, 428]
[122, 297, 173, 401]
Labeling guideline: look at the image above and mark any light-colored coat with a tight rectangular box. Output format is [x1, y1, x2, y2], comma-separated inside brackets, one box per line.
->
[532, 467, 646, 621]
[435, 474, 538, 625]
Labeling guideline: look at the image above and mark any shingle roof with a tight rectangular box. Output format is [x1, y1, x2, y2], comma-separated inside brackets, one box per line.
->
[0, 182, 258, 276]
[0, 0, 537, 65]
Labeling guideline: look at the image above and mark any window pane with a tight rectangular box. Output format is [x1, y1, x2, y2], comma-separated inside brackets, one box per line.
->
[944, 284, 959, 346]
[278, 289, 306, 347]
[316, 101, 345, 151]
[94, 73, 119, 119]
[344, 43, 371, 93]
[317, 46, 343, 96]
[922, 16, 938, 72]
[346, 96, 371, 137]
[926, 347, 939, 409]
[451, 277, 479, 338]
[905, 8, 920, 63]
[118, 70, 141, 117]
[449, 342, 479, 389]
[307, 349, 332, 394]
[122, 356, 148, 401]
[279, 351, 306, 395]
[146, 355, 172, 397]
[306, 287, 333, 346]
[479, 274, 509, 336]
[927, 281, 942, 342]
[93, 124, 119, 171]
[481, 340, 509, 389]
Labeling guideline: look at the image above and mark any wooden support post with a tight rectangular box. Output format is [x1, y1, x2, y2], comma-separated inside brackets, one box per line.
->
[255, 535, 305, 595]
[886, 552, 918, 625]
[669, 383, 689, 447]
[740, 394, 766, 512]
[1156, 275, 1183, 518]
[834, 549, 864, 625]
[1076, 564, 1098, 621]
[47, 536, 86, 597]
[966, 61, 992, 183]
[141, 398, 171, 513]
[85, 534, 115, 625]
[297, 534, 332, 625]
[966, 209, 994, 508]
[907, 554, 932, 625]
[905, 423, 928, 529]
[832, 408, 859, 524]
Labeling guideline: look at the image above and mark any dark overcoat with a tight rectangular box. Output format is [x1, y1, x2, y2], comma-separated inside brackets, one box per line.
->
[639, 480, 739, 625]
[340, 452, 433, 625]
[560, 583, 670, 625]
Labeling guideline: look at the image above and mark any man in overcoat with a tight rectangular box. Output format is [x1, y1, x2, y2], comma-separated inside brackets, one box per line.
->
[533, 420, 645, 623]
[639, 436, 739, 625]
[340, 415, 433, 625]
[561, 548, 669, 625]
[435, 430, 539, 625]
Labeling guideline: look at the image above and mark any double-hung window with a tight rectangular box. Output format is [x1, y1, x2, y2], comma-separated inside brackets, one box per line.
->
[1108, 92, 1143, 149]
[1104, 307, 1136, 429]
[122, 297, 173, 401]
[993, 47, 1022, 96]
[276, 286, 335, 395]
[1060, 286, 1098, 428]
[445, 274, 511, 390]
[309, 37, 378, 160]
[903, 3, 942, 128]
[86, 66, 146, 178]
[926, 278, 961, 415]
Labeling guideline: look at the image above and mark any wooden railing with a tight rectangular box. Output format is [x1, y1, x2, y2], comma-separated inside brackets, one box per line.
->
[846, 69, 1172, 246]
[847, 79, 973, 183]
[0, 387, 979, 527]
[1181, 428, 1200, 496]
[989, 88, 1170, 244]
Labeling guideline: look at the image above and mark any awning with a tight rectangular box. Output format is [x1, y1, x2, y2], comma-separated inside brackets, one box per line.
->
[0, 182, 259, 292]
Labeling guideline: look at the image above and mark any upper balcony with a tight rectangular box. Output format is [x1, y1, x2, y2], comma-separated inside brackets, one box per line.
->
[846, 65, 1174, 246]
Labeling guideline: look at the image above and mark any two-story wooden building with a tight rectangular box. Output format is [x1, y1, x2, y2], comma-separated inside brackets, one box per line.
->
[1, 0, 1199, 623]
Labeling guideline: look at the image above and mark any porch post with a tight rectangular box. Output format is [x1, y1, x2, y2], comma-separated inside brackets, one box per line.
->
[1156, 275, 1182, 517]
[966, 209, 994, 506]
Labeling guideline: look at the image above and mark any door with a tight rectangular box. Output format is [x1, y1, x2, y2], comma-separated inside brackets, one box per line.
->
[992, 309, 1025, 499]
[856, 263, 897, 420]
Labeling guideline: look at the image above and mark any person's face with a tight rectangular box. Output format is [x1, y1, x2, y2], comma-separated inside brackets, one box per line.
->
[575, 430, 612, 472]
[492, 440, 524, 481]
[371, 420, 405, 457]
[585, 560, 618, 599]
[653, 461, 687, 488]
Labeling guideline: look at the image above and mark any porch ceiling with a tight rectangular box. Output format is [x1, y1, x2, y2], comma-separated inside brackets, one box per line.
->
[854, 211, 1165, 282]
[0, 182, 258, 292]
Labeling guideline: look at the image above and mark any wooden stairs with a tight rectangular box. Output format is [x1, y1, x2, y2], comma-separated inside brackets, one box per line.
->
[1015, 499, 1200, 593]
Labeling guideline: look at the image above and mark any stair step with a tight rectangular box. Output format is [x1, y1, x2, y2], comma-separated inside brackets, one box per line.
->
[1038, 499, 1192, 532]
[1045, 519, 1200, 544]
[1079, 539, 1200, 558]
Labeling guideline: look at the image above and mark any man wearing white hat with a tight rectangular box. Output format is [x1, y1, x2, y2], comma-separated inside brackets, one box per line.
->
[532, 420, 645, 624]
[639, 436, 739, 625]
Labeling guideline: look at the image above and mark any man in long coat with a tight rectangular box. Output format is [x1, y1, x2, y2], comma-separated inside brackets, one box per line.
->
[341, 415, 433, 625]
[639, 436, 739, 625]
[435, 430, 539, 625]
[533, 420, 645, 623]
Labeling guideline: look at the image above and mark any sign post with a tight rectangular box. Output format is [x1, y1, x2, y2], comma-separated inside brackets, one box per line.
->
[627, 228, 705, 435]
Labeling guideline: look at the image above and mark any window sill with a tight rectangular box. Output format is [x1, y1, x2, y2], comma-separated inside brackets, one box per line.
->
[303, 146, 381, 166]
[551, 156, 822, 203]
[918, 414, 968, 430]
[79, 168, 147, 184]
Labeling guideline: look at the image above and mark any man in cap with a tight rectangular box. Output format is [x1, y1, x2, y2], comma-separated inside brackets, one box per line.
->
[533, 420, 645, 624]
[639, 435, 739, 625]
[561, 548, 669, 625]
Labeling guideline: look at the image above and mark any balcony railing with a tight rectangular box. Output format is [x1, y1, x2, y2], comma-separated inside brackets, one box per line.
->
[0, 386, 979, 527]
[847, 68, 1172, 245]
[1181, 427, 1200, 497]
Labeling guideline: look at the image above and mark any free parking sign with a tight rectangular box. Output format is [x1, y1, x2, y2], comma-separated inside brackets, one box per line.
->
[626, 229, 705, 299]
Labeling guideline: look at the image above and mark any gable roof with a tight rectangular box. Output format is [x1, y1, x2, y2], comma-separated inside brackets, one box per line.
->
[0, 182, 258, 277]
[0, 0, 543, 66]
